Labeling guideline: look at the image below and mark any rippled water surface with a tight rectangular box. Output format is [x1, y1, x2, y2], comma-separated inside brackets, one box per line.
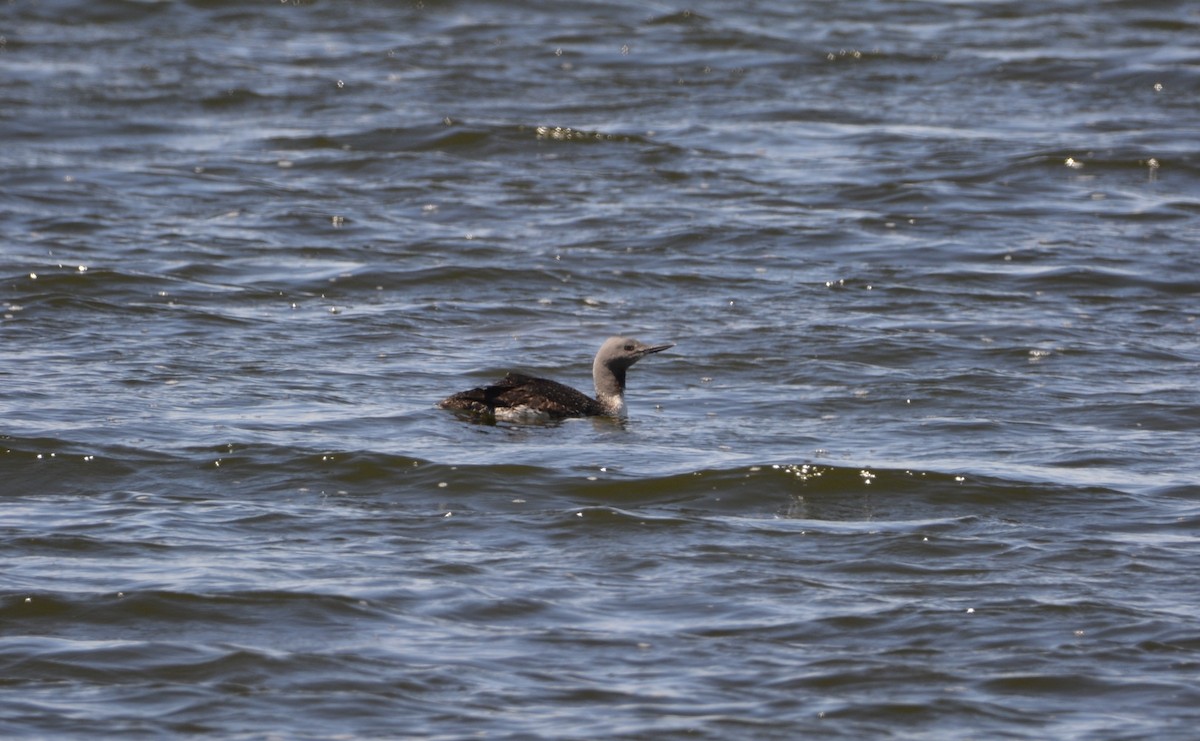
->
[4, 0, 1200, 738]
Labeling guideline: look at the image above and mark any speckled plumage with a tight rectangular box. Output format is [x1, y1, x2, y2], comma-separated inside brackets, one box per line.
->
[438, 336, 673, 419]
[437, 372, 608, 418]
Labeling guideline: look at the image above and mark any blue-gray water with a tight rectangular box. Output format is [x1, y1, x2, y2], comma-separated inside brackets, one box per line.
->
[3, 1, 1200, 738]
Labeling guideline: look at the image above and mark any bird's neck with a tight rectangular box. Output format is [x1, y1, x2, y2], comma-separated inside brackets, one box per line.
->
[593, 364, 627, 415]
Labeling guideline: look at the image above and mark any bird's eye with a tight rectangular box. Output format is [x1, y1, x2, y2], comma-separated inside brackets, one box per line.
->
[624, 343, 634, 351]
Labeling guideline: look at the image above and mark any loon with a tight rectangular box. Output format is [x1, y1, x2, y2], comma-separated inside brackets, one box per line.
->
[438, 336, 674, 420]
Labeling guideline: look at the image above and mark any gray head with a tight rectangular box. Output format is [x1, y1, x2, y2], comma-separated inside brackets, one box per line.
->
[594, 336, 674, 373]
[592, 336, 674, 413]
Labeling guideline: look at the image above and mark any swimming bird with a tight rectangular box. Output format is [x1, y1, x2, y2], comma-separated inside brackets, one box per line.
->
[438, 336, 674, 420]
